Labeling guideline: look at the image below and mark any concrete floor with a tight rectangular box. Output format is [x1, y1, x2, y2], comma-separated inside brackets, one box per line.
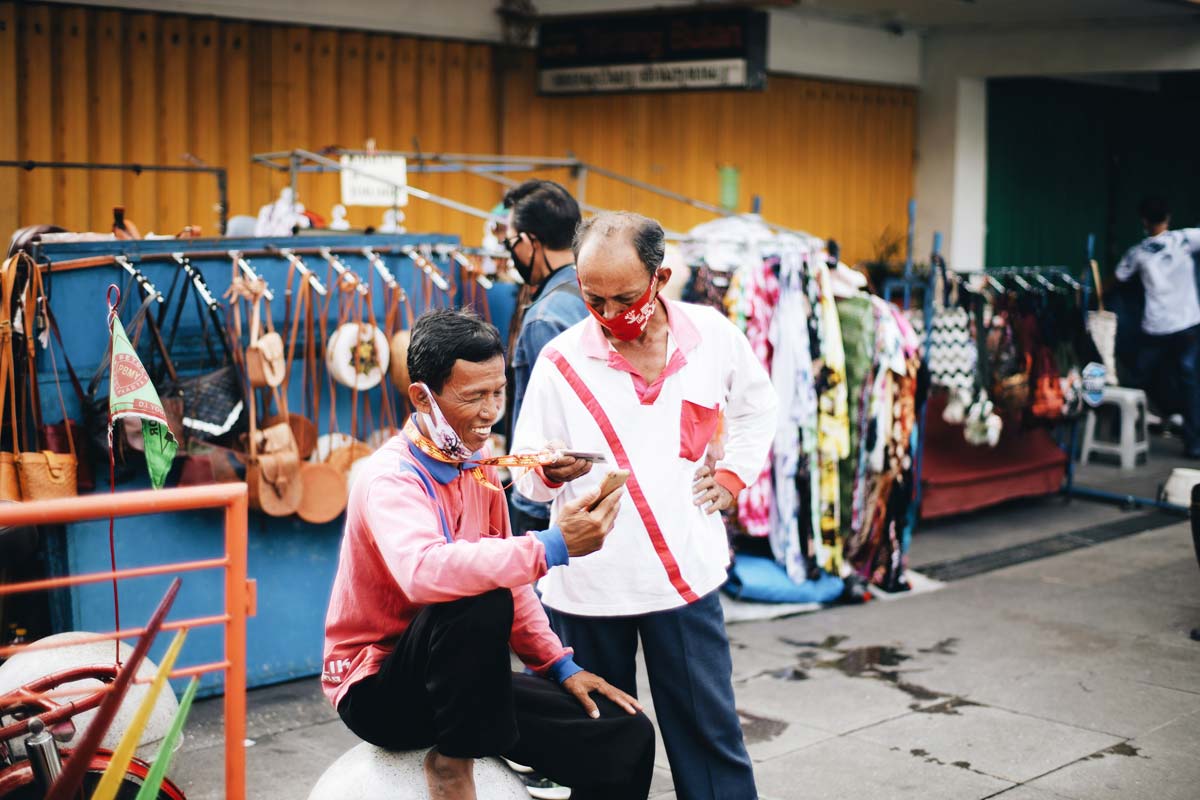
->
[169, 478, 1200, 800]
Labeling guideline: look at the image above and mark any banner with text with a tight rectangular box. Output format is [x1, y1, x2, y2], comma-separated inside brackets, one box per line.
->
[340, 155, 408, 207]
[537, 8, 767, 95]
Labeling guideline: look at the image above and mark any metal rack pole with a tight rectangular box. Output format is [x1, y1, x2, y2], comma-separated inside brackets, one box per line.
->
[0, 159, 229, 234]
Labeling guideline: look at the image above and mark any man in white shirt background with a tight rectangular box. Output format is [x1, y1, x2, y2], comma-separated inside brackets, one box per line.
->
[1115, 196, 1200, 458]
[512, 211, 777, 800]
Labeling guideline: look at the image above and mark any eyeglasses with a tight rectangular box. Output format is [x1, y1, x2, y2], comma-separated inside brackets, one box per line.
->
[502, 234, 521, 254]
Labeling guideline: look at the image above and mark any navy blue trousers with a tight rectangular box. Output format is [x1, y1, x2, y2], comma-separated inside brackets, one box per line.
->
[1134, 323, 1200, 454]
[545, 590, 757, 800]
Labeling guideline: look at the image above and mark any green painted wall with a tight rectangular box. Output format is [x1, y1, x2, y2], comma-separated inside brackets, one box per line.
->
[986, 76, 1200, 276]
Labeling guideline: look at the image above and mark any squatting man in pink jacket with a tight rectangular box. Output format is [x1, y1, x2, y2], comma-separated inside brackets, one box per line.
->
[321, 308, 655, 800]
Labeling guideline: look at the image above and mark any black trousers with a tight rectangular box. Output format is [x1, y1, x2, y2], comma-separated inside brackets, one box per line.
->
[337, 588, 655, 799]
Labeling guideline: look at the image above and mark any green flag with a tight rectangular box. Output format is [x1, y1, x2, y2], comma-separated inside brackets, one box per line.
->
[108, 313, 177, 489]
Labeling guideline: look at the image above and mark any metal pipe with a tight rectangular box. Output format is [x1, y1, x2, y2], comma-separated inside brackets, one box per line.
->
[0, 160, 228, 235]
[224, 489, 250, 800]
[276, 248, 329, 296]
[230, 252, 276, 301]
[1064, 484, 1187, 515]
[362, 248, 399, 289]
[25, 718, 63, 794]
[318, 247, 370, 296]
[171, 253, 219, 309]
[113, 255, 163, 303]
[0, 483, 247, 527]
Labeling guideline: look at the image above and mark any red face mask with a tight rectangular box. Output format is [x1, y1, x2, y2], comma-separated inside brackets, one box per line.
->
[583, 274, 659, 342]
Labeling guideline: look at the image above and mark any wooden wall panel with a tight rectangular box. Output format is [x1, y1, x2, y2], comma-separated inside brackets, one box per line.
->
[307, 28, 339, 226]
[55, 7, 90, 232]
[189, 19, 221, 234]
[284, 27, 313, 215]
[11, 4, 914, 263]
[89, 11, 124, 228]
[218, 22, 250, 222]
[123, 13, 157, 233]
[158, 16, 190, 234]
[0, 2, 17, 237]
[18, 5, 54, 226]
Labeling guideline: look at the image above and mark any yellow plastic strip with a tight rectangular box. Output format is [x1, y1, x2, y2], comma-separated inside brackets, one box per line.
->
[89, 629, 188, 800]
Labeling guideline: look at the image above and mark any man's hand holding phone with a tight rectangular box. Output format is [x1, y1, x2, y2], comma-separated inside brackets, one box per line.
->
[541, 440, 600, 484]
[556, 470, 628, 557]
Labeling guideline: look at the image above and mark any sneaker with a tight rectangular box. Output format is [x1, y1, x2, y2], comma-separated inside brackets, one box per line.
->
[522, 773, 571, 799]
[503, 758, 534, 774]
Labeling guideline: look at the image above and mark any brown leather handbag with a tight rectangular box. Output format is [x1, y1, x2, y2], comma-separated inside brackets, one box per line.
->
[264, 264, 318, 460]
[230, 277, 303, 518]
[245, 290, 286, 389]
[1, 255, 77, 500]
[41, 305, 94, 492]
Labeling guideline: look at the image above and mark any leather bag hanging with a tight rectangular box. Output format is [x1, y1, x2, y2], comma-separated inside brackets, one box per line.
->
[296, 267, 350, 524]
[230, 278, 303, 517]
[988, 310, 1031, 414]
[157, 258, 246, 445]
[264, 264, 318, 459]
[17, 255, 95, 492]
[326, 271, 388, 392]
[1, 255, 77, 499]
[0, 257, 24, 499]
[244, 288, 286, 389]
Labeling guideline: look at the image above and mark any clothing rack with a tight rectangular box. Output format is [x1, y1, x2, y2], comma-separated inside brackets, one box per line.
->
[880, 230, 941, 520]
[937, 248, 1185, 516]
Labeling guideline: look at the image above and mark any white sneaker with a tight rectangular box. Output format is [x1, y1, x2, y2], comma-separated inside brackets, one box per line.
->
[503, 757, 534, 774]
[522, 773, 571, 799]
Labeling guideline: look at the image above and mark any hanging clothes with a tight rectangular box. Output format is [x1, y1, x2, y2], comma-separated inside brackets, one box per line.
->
[768, 245, 820, 582]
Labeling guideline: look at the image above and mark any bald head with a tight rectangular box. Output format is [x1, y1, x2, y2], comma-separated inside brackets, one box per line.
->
[573, 211, 665, 277]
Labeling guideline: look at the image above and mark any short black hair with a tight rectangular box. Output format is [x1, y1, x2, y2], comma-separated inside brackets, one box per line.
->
[1138, 196, 1170, 226]
[573, 211, 665, 276]
[502, 180, 581, 251]
[407, 308, 504, 393]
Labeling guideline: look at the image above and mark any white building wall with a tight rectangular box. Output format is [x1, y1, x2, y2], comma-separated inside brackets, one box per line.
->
[917, 19, 1200, 270]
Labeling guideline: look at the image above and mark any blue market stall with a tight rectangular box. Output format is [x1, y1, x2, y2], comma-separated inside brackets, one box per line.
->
[28, 234, 518, 696]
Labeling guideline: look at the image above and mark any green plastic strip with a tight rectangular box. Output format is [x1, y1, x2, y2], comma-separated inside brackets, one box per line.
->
[134, 677, 200, 800]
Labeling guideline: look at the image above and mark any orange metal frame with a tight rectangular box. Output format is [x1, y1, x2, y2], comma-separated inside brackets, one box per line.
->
[0, 483, 253, 800]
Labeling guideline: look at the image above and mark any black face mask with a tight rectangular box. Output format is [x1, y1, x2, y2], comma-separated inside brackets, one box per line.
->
[506, 234, 537, 285]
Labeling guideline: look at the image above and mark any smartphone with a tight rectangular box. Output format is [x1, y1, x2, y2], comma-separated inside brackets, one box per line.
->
[588, 469, 630, 511]
[559, 449, 608, 464]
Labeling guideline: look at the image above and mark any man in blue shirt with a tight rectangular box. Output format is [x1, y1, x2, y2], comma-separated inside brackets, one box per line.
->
[504, 180, 590, 537]
[1116, 196, 1200, 457]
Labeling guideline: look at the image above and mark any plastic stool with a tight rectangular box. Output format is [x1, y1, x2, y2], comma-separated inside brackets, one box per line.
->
[308, 743, 527, 800]
[1080, 386, 1150, 470]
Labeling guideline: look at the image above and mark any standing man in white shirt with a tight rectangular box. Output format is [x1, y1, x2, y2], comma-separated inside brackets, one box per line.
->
[512, 211, 776, 800]
[1116, 196, 1200, 458]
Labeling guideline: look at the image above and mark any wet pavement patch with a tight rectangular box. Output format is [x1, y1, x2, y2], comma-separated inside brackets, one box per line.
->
[765, 666, 810, 681]
[918, 637, 959, 655]
[779, 635, 849, 650]
[914, 697, 980, 715]
[762, 637, 962, 708]
[737, 709, 789, 744]
[1088, 742, 1147, 760]
[830, 645, 912, 675]
[897, 747, 990, 777]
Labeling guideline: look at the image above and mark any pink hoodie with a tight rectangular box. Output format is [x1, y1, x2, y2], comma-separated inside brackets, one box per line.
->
[321, 431, 576, 710]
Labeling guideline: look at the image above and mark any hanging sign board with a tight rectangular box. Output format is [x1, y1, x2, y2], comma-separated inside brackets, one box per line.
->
[537, 8, 767, 95]
[340, 154, 408, 207]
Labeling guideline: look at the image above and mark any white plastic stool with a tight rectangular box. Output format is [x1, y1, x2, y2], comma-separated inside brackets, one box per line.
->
[308, 743, 527, 800]
[1080, 386, 1150, 470]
